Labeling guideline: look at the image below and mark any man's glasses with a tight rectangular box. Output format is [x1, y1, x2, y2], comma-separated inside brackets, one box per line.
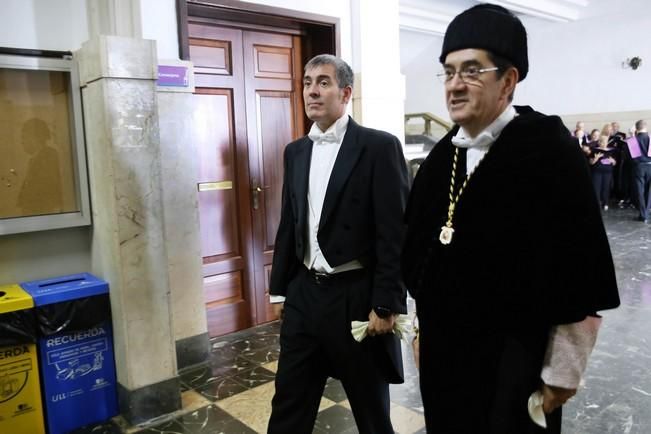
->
[436, 66, 500, 84]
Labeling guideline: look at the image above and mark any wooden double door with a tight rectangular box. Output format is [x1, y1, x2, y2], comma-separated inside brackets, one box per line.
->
[188, 23, 304, 336]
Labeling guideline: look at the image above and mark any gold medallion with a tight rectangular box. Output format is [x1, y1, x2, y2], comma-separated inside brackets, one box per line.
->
[439, 226, 454, 245]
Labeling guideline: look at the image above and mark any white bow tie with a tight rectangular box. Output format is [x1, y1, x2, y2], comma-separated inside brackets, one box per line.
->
[309, 131, 338, 144]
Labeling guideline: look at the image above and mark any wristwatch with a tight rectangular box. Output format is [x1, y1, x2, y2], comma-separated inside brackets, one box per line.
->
[373, 306, 393, 319]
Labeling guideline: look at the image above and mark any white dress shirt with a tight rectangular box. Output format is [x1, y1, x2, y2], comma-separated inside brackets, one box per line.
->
[303, 114, 363, 274]
[270, 114, 362, 304]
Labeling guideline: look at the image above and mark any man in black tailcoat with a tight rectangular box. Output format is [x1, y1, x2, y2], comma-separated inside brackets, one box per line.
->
[402, 4, 620, 433]
[267, 54, 409, 434]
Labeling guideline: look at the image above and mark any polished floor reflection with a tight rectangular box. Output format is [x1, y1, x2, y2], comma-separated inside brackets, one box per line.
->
[76, 207, 650, 433]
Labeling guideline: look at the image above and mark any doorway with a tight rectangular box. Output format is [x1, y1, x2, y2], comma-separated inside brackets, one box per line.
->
[180, 1, 338, 337]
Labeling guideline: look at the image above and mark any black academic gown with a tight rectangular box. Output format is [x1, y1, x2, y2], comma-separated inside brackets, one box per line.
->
[402, 106, 620, 434]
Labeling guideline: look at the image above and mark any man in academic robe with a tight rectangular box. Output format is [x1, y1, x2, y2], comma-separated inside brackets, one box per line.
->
[402, 4, 620, 433]
[267, 54, 409, 434]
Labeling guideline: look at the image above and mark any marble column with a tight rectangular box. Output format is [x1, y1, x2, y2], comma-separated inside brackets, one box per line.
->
[76, 35, 181, 424]
[350, 0, 406, 142]
[156, 61, 210, 370]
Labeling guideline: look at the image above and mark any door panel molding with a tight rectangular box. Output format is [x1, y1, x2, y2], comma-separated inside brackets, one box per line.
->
[189, 37, 232, 75]
[255, 91, 294, 252]
[253, 45, 293, 79]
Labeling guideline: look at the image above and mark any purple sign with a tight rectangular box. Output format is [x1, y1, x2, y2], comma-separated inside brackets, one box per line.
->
[157, 65, 189, 87]
[626, 136, 651, 159]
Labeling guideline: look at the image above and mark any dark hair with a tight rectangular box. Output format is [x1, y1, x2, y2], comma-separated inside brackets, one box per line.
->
[486, 51, 516, 101]
[636, 119, 647, 131]
[304, 54, 354, 89]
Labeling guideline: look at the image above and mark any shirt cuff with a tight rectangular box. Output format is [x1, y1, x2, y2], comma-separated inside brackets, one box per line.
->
[540, 315, 602, 389]
[270, 295, 286, 304]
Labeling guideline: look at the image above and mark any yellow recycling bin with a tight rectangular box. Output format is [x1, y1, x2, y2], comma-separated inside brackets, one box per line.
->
[0, 284, 45, 434]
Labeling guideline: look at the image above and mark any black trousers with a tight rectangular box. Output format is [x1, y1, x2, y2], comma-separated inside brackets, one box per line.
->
[591, 165, 613, 207]
[614, 158, 633, 202]
[633, 163, 651, 220]
[267, 267, 393, 434]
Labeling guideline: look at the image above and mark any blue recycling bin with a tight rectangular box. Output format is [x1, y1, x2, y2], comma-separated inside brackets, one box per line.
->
[21, 273, 118, 434]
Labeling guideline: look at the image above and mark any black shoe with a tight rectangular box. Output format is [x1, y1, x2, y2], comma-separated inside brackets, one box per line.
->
[635, 217, 648, 223]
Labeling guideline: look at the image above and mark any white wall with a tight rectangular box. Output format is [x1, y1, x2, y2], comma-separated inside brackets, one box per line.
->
[519, 12, 651, 115]
[400, 30, 446, 118]
[0, 227, 91, 284]
[0, 0, 88, 51]
[140, 0, 179, 60]
[351, 0, 404, 140]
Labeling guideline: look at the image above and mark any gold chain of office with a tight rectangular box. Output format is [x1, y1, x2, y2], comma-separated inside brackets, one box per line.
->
[439, 146, 472, 245]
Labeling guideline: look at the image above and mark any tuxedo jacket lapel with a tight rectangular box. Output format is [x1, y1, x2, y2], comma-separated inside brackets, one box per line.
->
[292, 137, 313, 234]
[320, 118, 364, 229]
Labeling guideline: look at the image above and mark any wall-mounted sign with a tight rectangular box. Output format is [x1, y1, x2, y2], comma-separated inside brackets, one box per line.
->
[157, 65, 189, 87]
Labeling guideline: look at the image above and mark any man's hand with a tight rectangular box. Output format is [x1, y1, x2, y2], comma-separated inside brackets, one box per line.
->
[541, 383, 577, 414]
[272, 302, 284, 320]
[367, 310, 396, 336]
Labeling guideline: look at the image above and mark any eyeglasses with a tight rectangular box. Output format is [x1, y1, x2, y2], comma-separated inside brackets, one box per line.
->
[436, 66, 500, 84]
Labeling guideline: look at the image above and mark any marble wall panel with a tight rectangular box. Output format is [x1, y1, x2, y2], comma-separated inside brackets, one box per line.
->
[104, 77, 177, 387]
[82, 75, 178, 389]
[82, 80, 128, 383]
[157, 91, 207, 342]
[80, 35, 157, 86]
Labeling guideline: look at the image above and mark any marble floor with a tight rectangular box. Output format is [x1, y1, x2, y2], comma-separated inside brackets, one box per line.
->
[77, 207, 650, 433]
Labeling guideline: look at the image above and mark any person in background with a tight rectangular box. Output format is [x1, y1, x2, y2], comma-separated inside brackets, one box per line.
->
[589, 135, 617, 210]
[611, 121, 626, 140]
[631, 120, 651, 222]
[601, 123, 614, 140]
[402, 4, 620, 433]
[573, 121, 588, 145]
[588, 128, 601, 146]
[574, 128, 587, 148]
[609, 122, 633, 208]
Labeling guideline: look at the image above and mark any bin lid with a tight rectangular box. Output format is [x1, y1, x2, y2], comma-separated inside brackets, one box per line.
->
[20, 273, 108, 306]
[0, 283, 34, 313]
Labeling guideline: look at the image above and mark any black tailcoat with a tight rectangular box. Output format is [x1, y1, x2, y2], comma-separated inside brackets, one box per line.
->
[402, 106, 620, 433]
[268, 116, 409, 434]
[270, 117, 409, 317]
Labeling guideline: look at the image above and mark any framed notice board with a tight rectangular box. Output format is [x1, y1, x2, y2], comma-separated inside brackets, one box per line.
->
[0, 51, 91, 235]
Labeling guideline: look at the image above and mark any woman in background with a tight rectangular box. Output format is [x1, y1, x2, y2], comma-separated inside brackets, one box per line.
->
[590, 135, 617, 210]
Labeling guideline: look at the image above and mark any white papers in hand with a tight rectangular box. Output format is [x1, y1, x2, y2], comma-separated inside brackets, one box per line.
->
[527, 390, 547, 428]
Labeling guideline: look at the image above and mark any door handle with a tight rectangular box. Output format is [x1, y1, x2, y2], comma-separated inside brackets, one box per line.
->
[251, 182, 269, 210]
